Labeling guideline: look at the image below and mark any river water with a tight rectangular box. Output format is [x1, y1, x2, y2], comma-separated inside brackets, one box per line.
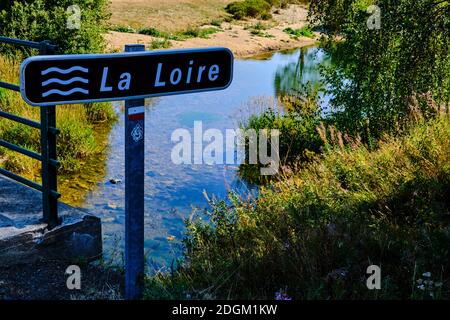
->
[81, 46, 329, 269]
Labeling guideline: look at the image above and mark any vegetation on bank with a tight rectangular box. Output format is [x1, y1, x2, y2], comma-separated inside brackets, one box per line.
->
[143, 0, 449, 300]
[309, 0, 449, 138]
[0, 1, 116, 197]
[0, 0, 110, 55]
[0, 58, 116, 176]
[111, 25, 222, 41]
[283, 26, 315, 39]
[225, 0, 305, 20]
[145, 110, 449, 300]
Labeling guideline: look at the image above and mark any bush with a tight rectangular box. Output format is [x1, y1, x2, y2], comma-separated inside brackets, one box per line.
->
[0, 0, 110, 55]
[111, 25, 136, 33]
[175, 114, 450, 299]
[150, 39, 171, 50]
[139, 27, 165, 37]
[239, 108, 323, 184]
[283, 26, 315, 38]
[238, 86, 325, 184]
[226, 0, 273, 20]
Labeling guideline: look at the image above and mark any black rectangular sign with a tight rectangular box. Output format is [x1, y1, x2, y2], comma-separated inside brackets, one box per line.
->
[20, 47, 233, 106]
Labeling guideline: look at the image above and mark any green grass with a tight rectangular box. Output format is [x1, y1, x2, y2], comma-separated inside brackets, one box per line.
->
[150, 39, 172, 50]
[113, 25, 222, 41]
[138, 27, 168, 38]
[226, 0, 273, 20]
[110, 25, 137, 33]
[245, 22, 274, 37]
[0, 58, 117, 178]
[210, 19, 223, 27]
[224, 0, 303, 21]
[283, 26, 315, 38]
[179, 27, 221, 39]
[145, 113, 450, 300]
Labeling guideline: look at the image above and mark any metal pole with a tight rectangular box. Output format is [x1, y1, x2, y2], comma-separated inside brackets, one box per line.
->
[39, 41, 60, 229]
[124, 44, 146, 300]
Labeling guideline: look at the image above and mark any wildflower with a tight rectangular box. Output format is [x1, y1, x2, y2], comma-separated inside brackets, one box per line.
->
[422, 272, 431, 278]
[417, 285, 425, 291]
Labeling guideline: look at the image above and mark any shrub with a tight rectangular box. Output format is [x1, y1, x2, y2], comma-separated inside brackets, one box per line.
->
[226, 0, 273, 20]
[174, 114, 450, 299]
[150, 39, 171, 50]
[210, 19, 223, 27]
[139, 27, 165, 37]
[283, 26, 315, 38]
[111, 25, 137, 33]
[0, 0, 110, 55]
[238, 86, 325, 184]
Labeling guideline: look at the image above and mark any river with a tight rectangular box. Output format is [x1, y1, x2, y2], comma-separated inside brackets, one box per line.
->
[80, 46, 330, 269]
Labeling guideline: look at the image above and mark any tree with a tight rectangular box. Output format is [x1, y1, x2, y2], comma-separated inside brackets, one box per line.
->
[309, 0, 449, 138]
[0, 0, 110, 55]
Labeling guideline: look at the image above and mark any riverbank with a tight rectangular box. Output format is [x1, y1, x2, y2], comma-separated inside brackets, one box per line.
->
[106, 4, 318, 59]
[0, 259, 123, 300]
[0, 58, 117, 206]
[152, 112, 450, 300]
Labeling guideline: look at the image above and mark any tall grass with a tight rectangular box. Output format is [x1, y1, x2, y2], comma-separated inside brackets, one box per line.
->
[145, 112, 450, 300]
[0, 57, 117, 179]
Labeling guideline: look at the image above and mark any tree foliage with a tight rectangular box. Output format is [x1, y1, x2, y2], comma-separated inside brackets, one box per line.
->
[0, 0, 110, 55]
[309, 0, 450, 138]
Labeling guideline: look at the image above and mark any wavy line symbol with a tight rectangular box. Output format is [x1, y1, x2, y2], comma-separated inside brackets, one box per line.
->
[42, 88, 89, 98]
[41, 66, 89, 76]
[42, 77, 89, 87]
[41, 65, 90, 98]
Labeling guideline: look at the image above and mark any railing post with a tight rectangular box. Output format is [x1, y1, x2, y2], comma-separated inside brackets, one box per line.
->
[39, 41, 60, 229]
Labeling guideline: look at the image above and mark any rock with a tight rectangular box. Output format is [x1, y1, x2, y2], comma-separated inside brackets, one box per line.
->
[109, 179, 122, 185]
[107, 202, 117, 210]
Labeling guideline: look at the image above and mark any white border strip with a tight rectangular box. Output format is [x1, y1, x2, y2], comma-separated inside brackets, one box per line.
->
[128, 106, 145, 115]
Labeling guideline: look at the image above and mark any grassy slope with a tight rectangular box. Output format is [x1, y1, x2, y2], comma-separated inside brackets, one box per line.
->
[146, 114, 450, 300]
[110, 0, 234, 32]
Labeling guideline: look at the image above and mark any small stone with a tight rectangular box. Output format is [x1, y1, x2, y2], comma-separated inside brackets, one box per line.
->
[107, 203, 117, 210]
[109, 179, 122, 185]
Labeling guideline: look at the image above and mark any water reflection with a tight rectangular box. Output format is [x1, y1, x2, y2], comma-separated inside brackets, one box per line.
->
[81, 46, 328, 269]
[275, 47, 327, 96]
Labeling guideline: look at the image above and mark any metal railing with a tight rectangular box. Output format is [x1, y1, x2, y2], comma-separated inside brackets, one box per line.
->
[0, 37, 61, 229]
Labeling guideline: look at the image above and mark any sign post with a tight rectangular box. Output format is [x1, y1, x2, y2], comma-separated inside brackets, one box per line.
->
[19, 46, 234, 300]
[124, 44, 146, 300]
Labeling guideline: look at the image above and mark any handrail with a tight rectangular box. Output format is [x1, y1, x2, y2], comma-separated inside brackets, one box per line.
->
[0, 36, 60, 229]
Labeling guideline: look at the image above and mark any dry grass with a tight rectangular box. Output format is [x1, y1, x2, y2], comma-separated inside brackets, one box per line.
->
[110, 0, 235, 32]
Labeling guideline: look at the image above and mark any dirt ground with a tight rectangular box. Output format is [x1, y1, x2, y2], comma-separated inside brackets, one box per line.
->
[0, 259, 123, 300]
[106, 4, 318, 59]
